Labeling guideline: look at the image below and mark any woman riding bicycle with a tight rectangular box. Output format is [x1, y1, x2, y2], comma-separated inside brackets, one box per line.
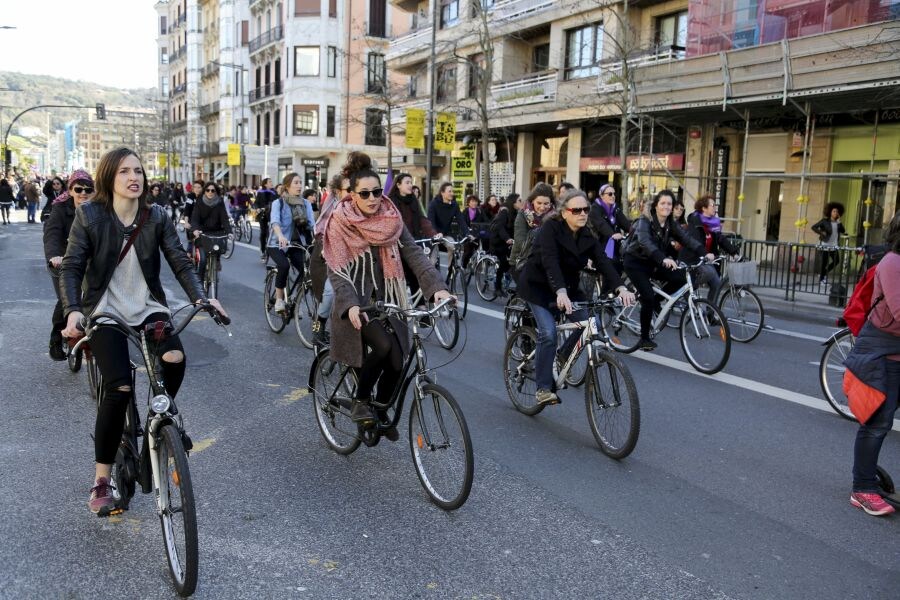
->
[268, 172, 316, 313]
[189, 181, 232, 284]
[588, 183, 630, 277]
[59, 147, 227, 515]
[516, 189, 635, 406]
[510, 182, 555, 275]
[323, 152, 452, 429]
[490, 193, 522, 298]
[623, 189, 713, 352]
[682, 194, 739, 305]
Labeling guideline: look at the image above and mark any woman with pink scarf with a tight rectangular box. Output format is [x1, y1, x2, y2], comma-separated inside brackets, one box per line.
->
[323, 152, 452, 428]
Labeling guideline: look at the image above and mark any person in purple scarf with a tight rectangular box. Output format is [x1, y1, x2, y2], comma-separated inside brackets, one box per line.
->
[681, 194, 739, 304]
[588, 183, 631, 277]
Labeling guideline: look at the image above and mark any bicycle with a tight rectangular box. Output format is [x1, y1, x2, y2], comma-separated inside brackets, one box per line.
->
[716, 257, 765, 343]
[69, 302, 230, 596]
[308, 298, 474, 510]
[231, 211, 253, 245]
[194, 233, 229, 299]
[602, 257, 732, 374]
[412, 237, 461, 350]
[503, 298, 640, 459]
[819, 324, 855, 420]
[262, 243, 318, 348]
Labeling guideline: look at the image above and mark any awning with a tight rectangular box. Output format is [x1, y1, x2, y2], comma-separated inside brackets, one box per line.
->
[213, 167, 229, 181]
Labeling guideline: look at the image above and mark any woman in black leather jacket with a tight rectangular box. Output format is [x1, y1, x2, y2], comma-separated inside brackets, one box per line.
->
[623, 189, 712, 351]
[681, 195, 739, 304]
[59, 147, 227, 516]
[489, 193, 521, 297]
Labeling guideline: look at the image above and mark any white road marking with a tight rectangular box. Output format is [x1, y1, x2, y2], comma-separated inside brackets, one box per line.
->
[765, 327, 826, 342]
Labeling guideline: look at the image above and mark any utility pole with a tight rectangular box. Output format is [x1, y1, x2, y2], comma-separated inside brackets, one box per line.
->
[424, 0, 439, 201]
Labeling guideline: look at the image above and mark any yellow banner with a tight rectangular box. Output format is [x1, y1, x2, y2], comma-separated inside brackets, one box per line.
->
[158, 153, 168, 169]
[434, 112, 457, 151]
[451, 148, 476, 182]
[405, 108, 425, 149]
[227, 143, 241, 166]
[172, 153, 181, 168]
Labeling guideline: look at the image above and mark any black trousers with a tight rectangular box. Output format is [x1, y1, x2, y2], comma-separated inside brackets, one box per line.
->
[49, 270, 65, 343]
[623, 257, 686, 339]
[819, 249, 840, 280]
[258, 218, 269, 254]
[267, 247, 305, 289]
[90, 313, 185, 464]
[356, 319, 404, 408]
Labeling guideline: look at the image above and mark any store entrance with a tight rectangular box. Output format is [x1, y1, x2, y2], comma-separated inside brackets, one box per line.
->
[764, 180, 783, 241]
[532, 168, 567, 190]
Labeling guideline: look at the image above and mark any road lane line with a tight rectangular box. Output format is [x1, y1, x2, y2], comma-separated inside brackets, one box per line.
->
[765, 328, 825, 342]
[465, 301, 900, 431]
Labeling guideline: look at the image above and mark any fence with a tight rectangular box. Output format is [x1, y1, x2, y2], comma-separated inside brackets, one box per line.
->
[733, 239, 870, 305]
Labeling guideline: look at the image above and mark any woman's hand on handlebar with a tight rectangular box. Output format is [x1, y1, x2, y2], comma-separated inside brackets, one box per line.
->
[705, 253, 716, 263]
[662, 258, 678, 270]
[206, 298, 228, 319]
[348, 306, 367, 330]
[277, 234, 288, 250]
[50, 256, 62, 268]
[556, 290, 573, 314]
[616, 287, 636, 306]
[433, 289, 455, 305]
[62, 311, 85, 339]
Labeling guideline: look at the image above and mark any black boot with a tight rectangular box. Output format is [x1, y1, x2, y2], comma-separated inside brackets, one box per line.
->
[377, 410, 399, 442]
[48, 335, 66, 361]
[351, 398, 376, 425]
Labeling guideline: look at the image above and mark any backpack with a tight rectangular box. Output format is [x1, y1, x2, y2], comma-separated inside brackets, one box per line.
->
[843, 265, 883, 336]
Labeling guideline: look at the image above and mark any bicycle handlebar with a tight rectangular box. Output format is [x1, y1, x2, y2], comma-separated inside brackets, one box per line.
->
[359, 296, 456, 320]
[678, 256, 725, 270]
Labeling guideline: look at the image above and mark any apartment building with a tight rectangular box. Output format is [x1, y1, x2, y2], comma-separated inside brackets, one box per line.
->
[388, 0, 900, 243]
[71, 108, 160, 176]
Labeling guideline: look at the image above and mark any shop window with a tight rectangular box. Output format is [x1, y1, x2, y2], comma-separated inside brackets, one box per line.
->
[564, 22, 603, 80]
[293, 105, 318, 136]
[365, 108, 386, 146]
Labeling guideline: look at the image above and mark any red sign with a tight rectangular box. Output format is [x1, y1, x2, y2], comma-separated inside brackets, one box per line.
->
[579, 153, 685, 172]
[689, 128, 702, 139]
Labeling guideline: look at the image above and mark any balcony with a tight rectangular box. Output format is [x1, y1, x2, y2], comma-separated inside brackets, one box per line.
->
[490, 0, 556, 22]
[249, 25, 283, 54]
[169, 83, 187, 98]
[199, 101, 220, 118]
[491, 70, 557, 108]
[201, 142, 221, 156]
[249, 81, 283, 103]
[170, 45, 186, 63]
[596, 48, 683, 94]
[387, 24, 432, 61]
[201, 63, 218, 80]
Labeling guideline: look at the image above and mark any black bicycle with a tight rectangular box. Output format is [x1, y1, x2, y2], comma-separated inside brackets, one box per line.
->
[262, 243, 318, 348]
[308, 298, 474, 510]
[195, 233, 230, 299]
[69, 303, 230, 597]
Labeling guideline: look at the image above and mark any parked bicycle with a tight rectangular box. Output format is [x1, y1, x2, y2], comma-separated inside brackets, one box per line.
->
[69, 302, 230, 596]
[308, 298, 473, 510]
[503, 297, 640, 459]
[262, 243, 318, 348]
[602, 257, 732, 374]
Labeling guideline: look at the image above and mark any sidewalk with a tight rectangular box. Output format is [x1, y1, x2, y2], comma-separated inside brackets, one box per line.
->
[752, 286, 844, 327]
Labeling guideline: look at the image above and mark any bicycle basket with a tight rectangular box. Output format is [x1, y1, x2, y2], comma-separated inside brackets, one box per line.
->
[727, 260, 758, 286]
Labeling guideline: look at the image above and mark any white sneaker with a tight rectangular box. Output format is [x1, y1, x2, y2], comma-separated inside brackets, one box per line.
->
[274, 298, 286, 312]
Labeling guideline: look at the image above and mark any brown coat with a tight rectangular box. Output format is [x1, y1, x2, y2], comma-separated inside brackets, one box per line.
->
[328, 227, 446, 368]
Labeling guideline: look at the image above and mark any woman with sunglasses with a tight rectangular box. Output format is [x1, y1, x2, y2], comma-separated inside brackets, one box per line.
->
[517, 189, 635, 406]
[588, 184, 631, 277]
[40, 176, 65, 222]
[267, 172, 315, 313]
[510, 182, 555, 274]
[323, 152, 452, 427]
[189, 182, 233, 285]
[623, 189, 713, 351]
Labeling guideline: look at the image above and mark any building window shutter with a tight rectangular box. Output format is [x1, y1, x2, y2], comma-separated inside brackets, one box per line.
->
[295, 0, 320, 16]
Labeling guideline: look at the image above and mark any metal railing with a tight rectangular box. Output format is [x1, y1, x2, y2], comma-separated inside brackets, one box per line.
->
[491, 0, 556, 21]
[249, 81, 282, 102]
[201, 63, 218, 79]
[490, 70, 557, 107]
[596, 47, 683, 93]
[387, 25, 432, 60]
[249, 25, 284, 54]
[170, 83, 187, 98]
[199, 101, 220, 118]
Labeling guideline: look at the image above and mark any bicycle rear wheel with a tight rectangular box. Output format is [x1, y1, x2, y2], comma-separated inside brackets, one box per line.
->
[819, 328, 855, 420]
[448, 269, 468, 319]
[504, 295, 528, 338]
[205, 258, 218, 299]
[293, 283, 317, 349]
[679, 299, 731, 374]
[156, 424, 198, 597]
[311, 350, 361, 455]
[263, 270, 287, 333]
[584, 348, 640, 459]
[718, 286, 764, 343]
[409, 383, 474, 511]
[242, 219, 252, 244]
[600, 302, 642, 353]
[474, 258, 498, 301]
[431, 302, 459, 350]
[503, 327, 544, 416]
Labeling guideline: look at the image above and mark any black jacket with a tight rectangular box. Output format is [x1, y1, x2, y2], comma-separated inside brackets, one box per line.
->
[588, 202, 631, 260]
[0, 186, 15, 205]
[623, 215, 705, 266]
[43, 198, 77, 262]
[517, 218, 624, 307]
[190, 197, 232, 234]
[427, 197, 467, 238]
[490, 207, 516, 253]
[59, 203, 205, 318]
[811, 217, 845, 244]
[390, 193, 435, 239]
[679, 212, 739, 264]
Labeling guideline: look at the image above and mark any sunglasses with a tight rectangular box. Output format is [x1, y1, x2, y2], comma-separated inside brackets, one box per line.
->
[72, 186, 94, 194]
[355, 188, 383, 200]
[205, 188, 217, 192]
[603, 191, 616, 196]
[566, 206, 590, 215]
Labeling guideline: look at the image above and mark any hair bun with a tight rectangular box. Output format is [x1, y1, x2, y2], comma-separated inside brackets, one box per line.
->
[341, 151, 372, 179]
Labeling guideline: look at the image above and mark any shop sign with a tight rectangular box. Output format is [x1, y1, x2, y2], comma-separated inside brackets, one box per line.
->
[713, 144, 730, 212]
[451, 148, 476, 182]
[227, 144, 241, 166]
[434, 112, 457, 151]
[301, 157, 329, 167]
[579, 153, 685, 172]
[405, 108, 425, 149]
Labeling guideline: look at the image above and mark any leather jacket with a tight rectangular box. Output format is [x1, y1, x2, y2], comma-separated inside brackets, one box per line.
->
[623, 214, 705, 266]
[43, 198, 76, 263]
[59, 202, 206, 318]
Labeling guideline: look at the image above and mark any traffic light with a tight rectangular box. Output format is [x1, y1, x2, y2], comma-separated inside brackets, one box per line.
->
[95, 103, 106, 120]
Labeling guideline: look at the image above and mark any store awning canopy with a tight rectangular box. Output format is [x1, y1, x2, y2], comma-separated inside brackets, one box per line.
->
[213, 167, 229, 181]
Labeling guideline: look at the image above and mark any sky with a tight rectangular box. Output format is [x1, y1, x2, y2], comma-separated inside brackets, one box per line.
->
[0, 0, 159, 89]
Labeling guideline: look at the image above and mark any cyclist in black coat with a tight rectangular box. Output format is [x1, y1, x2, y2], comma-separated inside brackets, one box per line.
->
[489, 193, 521, 297]
[680, 194, 739, 304]
[588, 183, 631, 276]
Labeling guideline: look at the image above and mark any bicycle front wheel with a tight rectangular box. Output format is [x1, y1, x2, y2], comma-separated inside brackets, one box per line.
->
[67, 345, 82, 373]
[719, 286, 764, 343]
[448, 269, 468, 319]
[584, 348, 640, 459]
[600, 301, 642, 353]
[503, 327, 544, 416]
[431, 302, 459, 350]
[409, 383, 474, 511]
[156, 424, 198, 597]
[293, 284, 317, 349]
[263, 270, 287, 333]
[474, 258, 498, 302]
[819, 328, 855, 420]
[311, 350, 361, 455]
[679, 299, 731, 374]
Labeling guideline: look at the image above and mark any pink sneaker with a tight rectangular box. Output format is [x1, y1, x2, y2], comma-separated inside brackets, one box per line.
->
[88, 477, 117, 516]
[850, 492, 895, 516]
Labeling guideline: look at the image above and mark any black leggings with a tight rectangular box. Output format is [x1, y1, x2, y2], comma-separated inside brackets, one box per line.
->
[819, 249, 840, 279]
[268, 246, 305, 289]
[356, 319, 404, 408]
[623, 257, 687, 339]
[90, 313, 185, 464]
[494, 247, 511, 291]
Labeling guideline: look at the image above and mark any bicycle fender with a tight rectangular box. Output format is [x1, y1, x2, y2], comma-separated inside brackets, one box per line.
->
[822, 327, 851, 346]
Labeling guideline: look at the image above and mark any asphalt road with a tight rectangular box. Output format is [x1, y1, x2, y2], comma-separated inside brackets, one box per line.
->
[1, 217, 898, 599]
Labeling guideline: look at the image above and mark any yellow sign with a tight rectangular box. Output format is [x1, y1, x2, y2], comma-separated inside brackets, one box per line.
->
[452, 181, 466, 206]
[434, 112, 456, 151]
[227, 143, 241, 166]
[405, 108, 425, 149]
[172, 153, 181, 168]
[451, 148, 476, 182]
[158, 153, 168, 169]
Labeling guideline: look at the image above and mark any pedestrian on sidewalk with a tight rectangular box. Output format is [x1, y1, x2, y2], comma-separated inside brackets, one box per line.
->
[41, 177, 64, 222]
[812, 202, 845, 285]
[846, 211, 900, 517]
[25, 181, 41, 223]
[0, 178, 15, 224]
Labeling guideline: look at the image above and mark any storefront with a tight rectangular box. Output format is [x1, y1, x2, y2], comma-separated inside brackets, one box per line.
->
[579, 153, 686, 207]
[300, 157, 329, 192]
[531, 133, 569, 189]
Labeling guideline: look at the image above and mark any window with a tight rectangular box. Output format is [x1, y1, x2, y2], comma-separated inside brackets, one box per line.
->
[274, 109, 281, 145]
[467, 53, 485, 98]
[408, 74, 418, 98]
[471, 0, 495, 17]
[327, 46, 337, 78]
[161, 48, 169, 64]
[532, 43, 550, 72]
[264, 111, 271, 145]
[368, 0, 387, 38]
[294, 0, 320, 16]
[160, 16, 167, 35]
[241, 20, 249, 45]
[656, 10, 688, 52]
[293, 105, 318, 135]
[294, 46, 320, 76]
[367, 53, 386, 93]
[256, 114, 261, 145]
[329, 0, 337, 18]
[326, 105, 335, 137]
[440, 0, 459, 28]
[365, 108, 385, 146]
[564, 22, 603, 80]
[436, 63, 456, 103]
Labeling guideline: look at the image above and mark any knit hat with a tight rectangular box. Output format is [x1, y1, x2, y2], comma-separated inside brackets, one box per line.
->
[54, 169, 95, 204]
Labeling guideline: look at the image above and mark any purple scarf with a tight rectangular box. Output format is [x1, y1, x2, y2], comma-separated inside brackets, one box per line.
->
[596, 199, 617, 258]
[697, 212, 722, 233]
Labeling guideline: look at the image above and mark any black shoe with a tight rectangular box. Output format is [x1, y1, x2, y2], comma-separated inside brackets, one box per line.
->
[351, 398, 376, 425]
[49, 342, 67, 361]
[639, 338, 657, 352]
[377, 410, 399, 442]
